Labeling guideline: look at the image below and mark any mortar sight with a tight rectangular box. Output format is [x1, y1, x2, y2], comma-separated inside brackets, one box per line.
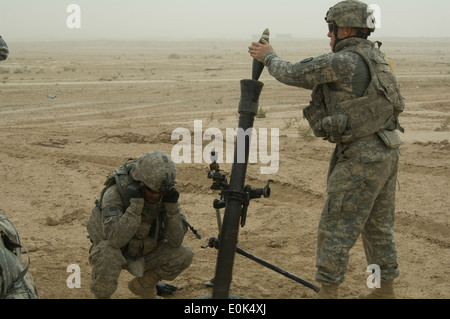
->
[207, 151, 228, 190]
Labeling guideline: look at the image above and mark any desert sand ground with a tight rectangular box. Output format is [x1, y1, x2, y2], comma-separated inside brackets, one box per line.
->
[0, 37, 449, 300]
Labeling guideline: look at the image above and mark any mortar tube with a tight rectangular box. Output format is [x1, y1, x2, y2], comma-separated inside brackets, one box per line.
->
[212, 79, 264, 299]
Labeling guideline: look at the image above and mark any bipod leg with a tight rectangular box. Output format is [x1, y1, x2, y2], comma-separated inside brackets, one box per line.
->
[204, 206, 222, 287]
[235, 246, 320, 293]
[215, 208, 222, 234]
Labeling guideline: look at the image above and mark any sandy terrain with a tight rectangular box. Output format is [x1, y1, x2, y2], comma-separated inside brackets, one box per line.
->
[0, 38, 449, 300]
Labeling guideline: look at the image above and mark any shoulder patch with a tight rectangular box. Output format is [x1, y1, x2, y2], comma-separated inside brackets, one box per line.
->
[300, 57, 313, 63]
[103, 206, 121, 218]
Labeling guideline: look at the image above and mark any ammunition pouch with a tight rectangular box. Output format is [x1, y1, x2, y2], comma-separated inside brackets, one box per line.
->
[377, 129, 402, 149]
[321, 114, 351, 143]
[304, 85, 353, 143]
[303, 85, 327, 138]
[125, 211, 161, 258]
[135, 221, 152, 239]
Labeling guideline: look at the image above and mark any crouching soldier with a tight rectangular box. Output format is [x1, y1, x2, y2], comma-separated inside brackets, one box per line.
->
[87, 150, 194, 299]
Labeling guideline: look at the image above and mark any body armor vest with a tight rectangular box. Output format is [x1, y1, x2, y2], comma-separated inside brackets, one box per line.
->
[312, 38, 404, 143]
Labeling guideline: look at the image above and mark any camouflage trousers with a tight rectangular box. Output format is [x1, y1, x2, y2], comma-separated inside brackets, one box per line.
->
[89, 239, 193, 298]
[315, 138, 400, 285]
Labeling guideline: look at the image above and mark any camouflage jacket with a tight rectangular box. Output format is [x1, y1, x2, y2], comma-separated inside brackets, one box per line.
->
[89, 162, 188, 259]
[263, 37, 404, 144]
[102, 176, 187, 257]
[263, 37, 371, 94]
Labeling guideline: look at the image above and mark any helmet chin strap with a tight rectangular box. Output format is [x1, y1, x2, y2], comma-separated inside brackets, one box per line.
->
[332, 22, 342, 51]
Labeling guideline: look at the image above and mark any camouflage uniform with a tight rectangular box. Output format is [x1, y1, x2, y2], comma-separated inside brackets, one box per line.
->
[0, 36, 8, 61]
[262, 32, 403, 285]
[1, 213, 39, 299]
[87, 152, 194, 298]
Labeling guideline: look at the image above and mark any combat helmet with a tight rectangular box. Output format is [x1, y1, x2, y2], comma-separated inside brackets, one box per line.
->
[325, 0, 375, 32]
[130, 150, 176, 193]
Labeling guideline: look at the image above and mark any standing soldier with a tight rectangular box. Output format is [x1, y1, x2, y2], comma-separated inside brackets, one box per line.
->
[249, 0, 404, 299]
[87, 150, 194, 299]
[0, 35, 8, 61]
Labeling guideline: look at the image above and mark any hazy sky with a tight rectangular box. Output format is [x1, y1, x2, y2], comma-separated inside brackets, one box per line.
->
[0, 0, 448, 41]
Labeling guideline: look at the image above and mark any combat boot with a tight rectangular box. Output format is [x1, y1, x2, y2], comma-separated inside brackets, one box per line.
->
[315, 284, 339, 299]
[128, 270, 162, 299]
[359, 280, 396, 299]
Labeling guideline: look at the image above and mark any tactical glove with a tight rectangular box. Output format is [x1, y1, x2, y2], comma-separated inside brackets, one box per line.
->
[162, 188, 180, 217]
[162, 188, 179, 203]
[127, 181, 145, 199]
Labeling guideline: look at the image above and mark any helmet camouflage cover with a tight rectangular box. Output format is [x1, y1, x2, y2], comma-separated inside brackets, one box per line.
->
[325, 0, 375, 31]
[130, 150, 177, 193]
